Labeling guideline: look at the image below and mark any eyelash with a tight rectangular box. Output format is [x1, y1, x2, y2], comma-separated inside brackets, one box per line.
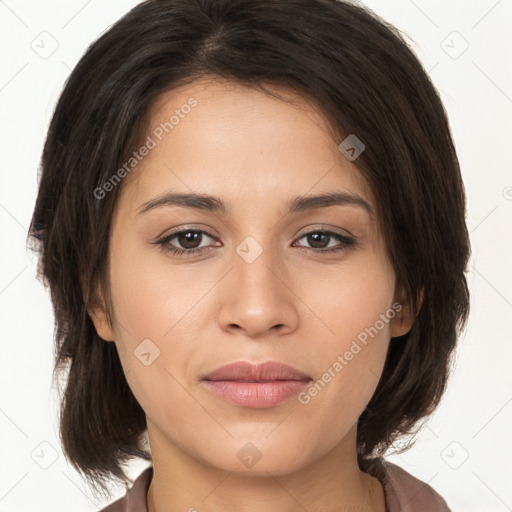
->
[153, 228, 357, 258]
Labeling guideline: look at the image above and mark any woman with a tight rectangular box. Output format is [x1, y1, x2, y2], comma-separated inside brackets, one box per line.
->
[27, 0, 470, 510]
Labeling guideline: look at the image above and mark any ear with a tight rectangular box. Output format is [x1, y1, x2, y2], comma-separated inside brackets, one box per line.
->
[389, 287, 424, 338]
[84, 278, 116, 342]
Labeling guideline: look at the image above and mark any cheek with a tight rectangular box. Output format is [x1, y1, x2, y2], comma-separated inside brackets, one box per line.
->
[106, 238, 212, 410]
[300, 252, 395, 408]
[310, 248, 395, 348]
[108, 235, 202, 340]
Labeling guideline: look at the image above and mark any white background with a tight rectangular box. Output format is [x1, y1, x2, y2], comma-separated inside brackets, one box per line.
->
[1, 0, 511, 510]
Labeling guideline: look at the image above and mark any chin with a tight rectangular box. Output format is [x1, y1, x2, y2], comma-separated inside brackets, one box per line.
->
[194, 436, 312, 477]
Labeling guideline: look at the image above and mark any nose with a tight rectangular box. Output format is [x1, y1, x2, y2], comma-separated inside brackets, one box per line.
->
[216, 241, 299, 339]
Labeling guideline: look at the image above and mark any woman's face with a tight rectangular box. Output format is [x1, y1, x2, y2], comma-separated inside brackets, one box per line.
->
[90, 78, 413, 476]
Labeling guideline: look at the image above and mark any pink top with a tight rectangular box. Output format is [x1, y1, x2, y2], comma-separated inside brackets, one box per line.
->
[100, 458, 451, 511]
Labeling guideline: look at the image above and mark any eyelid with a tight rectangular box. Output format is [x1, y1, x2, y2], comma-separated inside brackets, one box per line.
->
[294, 224, 355, 239]
[154, 224, 221, 241]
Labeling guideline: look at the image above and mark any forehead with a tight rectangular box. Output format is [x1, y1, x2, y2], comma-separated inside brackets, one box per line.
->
[116, 77, 375, 218]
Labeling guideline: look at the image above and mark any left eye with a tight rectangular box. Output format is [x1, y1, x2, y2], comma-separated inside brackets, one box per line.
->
[154, 229, 218, 257]
[294, 230, 356, 252]
[154, 228, 356, 257]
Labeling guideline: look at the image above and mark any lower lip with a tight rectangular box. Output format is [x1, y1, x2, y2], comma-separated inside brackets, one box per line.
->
[202, 380, 311, 408]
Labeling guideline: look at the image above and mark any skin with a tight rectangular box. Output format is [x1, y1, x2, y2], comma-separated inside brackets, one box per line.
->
[89, 77, 416, 512]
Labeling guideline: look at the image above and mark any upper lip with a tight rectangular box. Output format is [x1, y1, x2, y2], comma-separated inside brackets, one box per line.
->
[201, 361, 312, 382]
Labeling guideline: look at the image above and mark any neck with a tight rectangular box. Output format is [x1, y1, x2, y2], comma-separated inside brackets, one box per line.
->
[146, 422, 386, 512]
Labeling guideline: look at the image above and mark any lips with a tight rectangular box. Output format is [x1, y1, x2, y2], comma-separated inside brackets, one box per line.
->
[201, 361, 312, 382]
[201, 361, 312, 409]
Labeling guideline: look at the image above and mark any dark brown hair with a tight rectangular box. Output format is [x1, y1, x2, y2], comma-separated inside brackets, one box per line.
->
[27, 0, 470, 499]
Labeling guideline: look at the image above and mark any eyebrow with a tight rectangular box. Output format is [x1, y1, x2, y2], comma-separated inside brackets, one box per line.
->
[136, 191, 372, 216]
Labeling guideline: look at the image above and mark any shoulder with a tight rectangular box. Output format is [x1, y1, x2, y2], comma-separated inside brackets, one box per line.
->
[99, 466, 153, 512]
[364, 457, 451, 512]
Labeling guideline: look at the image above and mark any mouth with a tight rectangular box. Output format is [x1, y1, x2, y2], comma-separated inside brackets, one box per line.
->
[201, 361, 312, 409]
